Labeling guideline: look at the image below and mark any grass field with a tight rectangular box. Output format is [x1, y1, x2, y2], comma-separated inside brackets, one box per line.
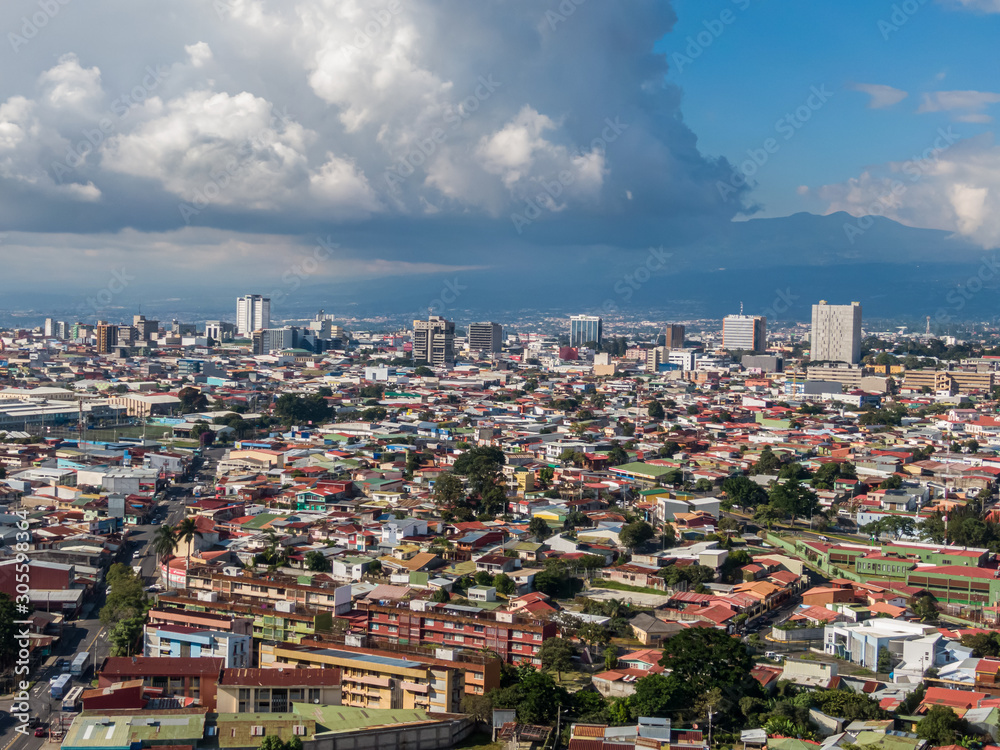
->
[453, 732, 502, 750]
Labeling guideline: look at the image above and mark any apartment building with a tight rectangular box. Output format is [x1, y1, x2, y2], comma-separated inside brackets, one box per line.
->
[143, 623, 251, 667]
[99, 656, 224, 709]
[237, 294, 271, 337]
[359, 599, 557, 666]
[216, 668, 342, 713]
[258, 641, 486, 713]
[180, 573, 354, 615]
[901, 369, 995, 395]
[153, 595, 335, 644]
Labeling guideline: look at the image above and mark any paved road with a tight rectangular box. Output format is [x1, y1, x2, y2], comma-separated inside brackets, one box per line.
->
[0, 451, 220, 750]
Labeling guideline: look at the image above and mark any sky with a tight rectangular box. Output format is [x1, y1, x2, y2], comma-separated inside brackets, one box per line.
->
[1, 0, 999, 321]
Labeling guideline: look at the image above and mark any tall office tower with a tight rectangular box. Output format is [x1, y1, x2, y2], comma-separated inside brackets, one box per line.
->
[133, 315, 159, 342]
[468, 322, 503, 353]
[811, 300, 863, 365]
[722, 314, 767, 352]
[664, 324, 685, 349]
[413, 316, 455, 367]
[204, 320, 235, 342]
[569, 315, 603, 347]
[236, 294, 271, 336]
[44, 318, 55, 338]
[96, 321, 118, 354]
[117, 325, 138, 346]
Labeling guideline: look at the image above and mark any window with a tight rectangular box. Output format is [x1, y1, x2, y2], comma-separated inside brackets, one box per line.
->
[308, 689, 320, 703]
[251, 727, 265, 737]
[293, 726, 307, 736]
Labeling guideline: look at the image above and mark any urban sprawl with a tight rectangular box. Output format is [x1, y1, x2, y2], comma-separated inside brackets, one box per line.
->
[10, 297, 1000, 750]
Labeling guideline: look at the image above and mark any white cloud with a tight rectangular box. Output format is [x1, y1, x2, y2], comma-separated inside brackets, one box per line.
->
[918, 90, 1000, 121]
[938, 0, 1000, 12]
[848, 83, 908, 109]
[36, 54, 103, 111]
[185, 42, 214, 68]
[816, 134, 1000, 248]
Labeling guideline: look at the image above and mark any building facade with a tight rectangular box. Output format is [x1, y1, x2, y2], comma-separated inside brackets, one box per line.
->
[569, 315, 602, 348]
[237, 295, 271, 337]
[468, 322, 503, 353]
[811, 301, 862, 365]
[721, 315, 766, 352]
[413, 316, 455, 366]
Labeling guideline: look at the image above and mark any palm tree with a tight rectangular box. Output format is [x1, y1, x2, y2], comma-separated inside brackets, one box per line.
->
[153, 525, 178, 564]
[175, 518, 202, 579]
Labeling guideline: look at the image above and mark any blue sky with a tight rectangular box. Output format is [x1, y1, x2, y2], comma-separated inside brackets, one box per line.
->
[661, 0, 1000, 217]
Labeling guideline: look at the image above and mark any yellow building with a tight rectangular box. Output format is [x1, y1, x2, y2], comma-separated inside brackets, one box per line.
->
[259, 641, 495, 714]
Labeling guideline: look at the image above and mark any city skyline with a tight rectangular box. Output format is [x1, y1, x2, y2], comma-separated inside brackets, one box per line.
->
[2, 3, 1000, 322]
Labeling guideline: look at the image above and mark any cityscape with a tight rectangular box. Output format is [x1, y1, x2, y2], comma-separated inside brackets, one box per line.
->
[5, 3, 1000, 750]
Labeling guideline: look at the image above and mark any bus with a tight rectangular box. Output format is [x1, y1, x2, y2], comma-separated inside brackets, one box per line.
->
[50, 673, 71, 699]
[61, 685, 84, 713]
[70, 652, 90, 676]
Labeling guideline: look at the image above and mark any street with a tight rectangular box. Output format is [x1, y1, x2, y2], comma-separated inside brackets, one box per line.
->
[0, 450, 219, 750]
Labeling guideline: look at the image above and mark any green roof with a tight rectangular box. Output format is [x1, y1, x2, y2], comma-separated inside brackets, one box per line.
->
[63, 712, 206, 750]
[241, 513, 282, 529]
[293, 704, 433, 733]
[612, 462, 675, 477]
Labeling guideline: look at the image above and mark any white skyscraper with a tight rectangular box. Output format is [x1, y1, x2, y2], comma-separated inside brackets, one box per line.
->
[722, 315, 766, 352]
[236, 294, 271, 336]
[811, 301, 862, 365]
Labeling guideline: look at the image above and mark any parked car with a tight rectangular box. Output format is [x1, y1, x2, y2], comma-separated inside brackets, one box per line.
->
[34, 726, 47, 737]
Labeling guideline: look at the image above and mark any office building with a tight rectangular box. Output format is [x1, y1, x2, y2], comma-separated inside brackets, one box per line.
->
[811, 301, 863, 365]
[252, 327, 297, 355]
[569, 315, 602, 347]
[204, 320, 236, 342]
[236, 294, 270, 337]
[413, 315, 455, 366]
[468, 321, 503, 353]
[132, 315, 159, 342]
[664, 324, 685, 349]
[722, 315, 766, 353]
[96, 321, 118, 355]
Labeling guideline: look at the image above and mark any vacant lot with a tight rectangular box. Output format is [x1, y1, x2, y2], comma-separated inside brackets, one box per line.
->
[585, 586, 673, 608]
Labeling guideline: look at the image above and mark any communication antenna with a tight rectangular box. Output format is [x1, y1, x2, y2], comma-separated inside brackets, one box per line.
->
[739, 301, 744, 316]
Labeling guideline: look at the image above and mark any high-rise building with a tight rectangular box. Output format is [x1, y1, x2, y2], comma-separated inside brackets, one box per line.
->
[569, 315, 602, 347]
[236, 295, 270, 337]
[204, 320, 236, 343]
[468, 322, 503, 353]
[133, 315, 159, 342]
[413, 316, 455, 367]
[664, 324, 685, 349]
[96, 321, 118, 354]
[811, 301, 862, 365]
[722, 315, 766, 353]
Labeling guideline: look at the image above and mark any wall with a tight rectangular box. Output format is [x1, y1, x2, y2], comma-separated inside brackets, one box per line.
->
[306, 717, 474, 750]
[771, 626, 826, 642]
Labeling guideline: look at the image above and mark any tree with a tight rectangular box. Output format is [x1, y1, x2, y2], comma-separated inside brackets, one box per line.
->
[721, 475, 768, 510]
[767, 478, 818, 524]
[917, 705, 970, 746]
[273, 393, 332, 425]
[877, 646, 892, 674]
[0, 594, 18, 669]
[432, 587, 451, 603]
[178, 386, 208, 414]
[305, 550, 330, 572]
[809, 689, 885, 722]
[608, 444, 629, 466]
[493, 573, 516, 596]
[176, 517, 202, 574]
[433, 472, 465, 507]
[647, 401, 665, 420]
[539, 637, 576, 680]
[913, 594, 939, 622]
[577, 622, 611, 657]
[108, 613, 147, 657]
[658, 627, 753, 698]
[491, 666, 569, 725]
[100, 564, 147, 631]
[694, 478, 714, 493]
[962, 632, 1000, 658]
[605, 645, 618, 671]
[880, 474, 903, 490]
[619, 520, 655, 551]
[528, 517, 551, 540]
[153, 524, 178, 563]
[753, 504, 784, 530]
[626, 673, 692, 721]
[751, 446, 781, 475]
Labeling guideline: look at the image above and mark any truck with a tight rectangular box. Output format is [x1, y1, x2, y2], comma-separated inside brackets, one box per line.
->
[70, 652, 89, 676]
[50, 673, 71, 699]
